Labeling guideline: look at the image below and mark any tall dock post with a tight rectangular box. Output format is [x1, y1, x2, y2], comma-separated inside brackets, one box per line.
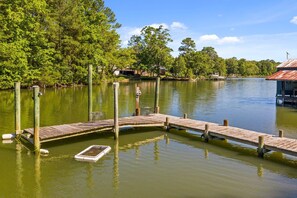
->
[279, 130, 284, 138]
[154, 77, 160, 113]
[204, 124, 209, 142]
[88, 65, 93, 122]
[113, 82, 119, 139]
[258, 136, 265, 158]
[135, 86, 141, 116]
[223, 119, 229, 126]
[33, 86, 40, 153]
[15, 82, 21, 136]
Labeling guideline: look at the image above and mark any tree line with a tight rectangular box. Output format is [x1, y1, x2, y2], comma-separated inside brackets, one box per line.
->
[128, 26, 278, 79]
[0, 1, 278, 89]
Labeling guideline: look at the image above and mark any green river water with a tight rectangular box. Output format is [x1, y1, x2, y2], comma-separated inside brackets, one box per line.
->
[0, 78, 296, 198]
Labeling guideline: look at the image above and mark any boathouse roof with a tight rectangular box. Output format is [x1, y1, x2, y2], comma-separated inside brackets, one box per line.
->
[266, 70, 297, 81]
[266, 59, 297, 81]
[277, 59, 297, 69]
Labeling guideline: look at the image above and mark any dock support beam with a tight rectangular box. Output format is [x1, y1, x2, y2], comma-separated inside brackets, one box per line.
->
[113, 82, 119, 139]
[223, 119, 229, 126]
[33, 86, 40, 153]
[164, 117, 170, 131]
[257, 136, 265, 158]
[279, 130, 284, 138]
[154, 77, 160, 113]
[88, 65, 93, 122]
[204, 124, 209, 142]
[15, 82, 21, 136]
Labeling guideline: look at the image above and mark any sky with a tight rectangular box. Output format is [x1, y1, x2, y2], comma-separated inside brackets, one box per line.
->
[105, 0, 297, 62]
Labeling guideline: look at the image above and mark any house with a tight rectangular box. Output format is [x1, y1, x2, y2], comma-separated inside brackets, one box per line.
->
[266, 59, 297, 105]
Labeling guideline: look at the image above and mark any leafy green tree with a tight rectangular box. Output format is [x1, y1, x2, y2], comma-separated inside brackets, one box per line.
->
[226, 57, 239, 75]
[257, 60, 277, 76]
[178, 37, 196, 55]
[128, 25, 173, 76]
[172, 56, 187, 77]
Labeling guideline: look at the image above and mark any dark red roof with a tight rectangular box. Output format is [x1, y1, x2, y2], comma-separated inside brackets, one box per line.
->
[266, 70, 297, 81]
[277, 59, 297, 69]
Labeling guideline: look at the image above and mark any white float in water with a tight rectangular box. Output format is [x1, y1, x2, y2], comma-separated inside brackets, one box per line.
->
[74, 145, 111, 162]
[2, 133, 15, 140]
[40, 149, 49, 155]
[2, 139, 14, 144]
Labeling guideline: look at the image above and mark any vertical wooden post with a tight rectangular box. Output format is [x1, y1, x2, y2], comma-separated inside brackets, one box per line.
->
[33, 86, 40, 153]
[15, 82, 21, 136]
[223, 119, 229, 126]
[154, 77, 160, 113]
[88, 65, 93, 122]
[113, 82, 119, 139]
[204, 124, 209, 142]
[164, 117, 170, 130]
[258, 136, 265, 158]
[183, 113, 187, 119]
[279, 130, 284, 138]
[135, 86, 141, 116]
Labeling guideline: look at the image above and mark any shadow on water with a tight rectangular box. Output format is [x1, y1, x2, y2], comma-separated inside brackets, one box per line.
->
[167, 129, 297, 176]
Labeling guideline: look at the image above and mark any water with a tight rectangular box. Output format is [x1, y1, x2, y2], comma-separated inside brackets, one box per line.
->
[0, 78, 297, 197]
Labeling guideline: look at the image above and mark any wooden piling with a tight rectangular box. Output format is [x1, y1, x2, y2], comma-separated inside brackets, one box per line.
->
[258, 136, 265, 158]
[15, 82, 21, 136]
[279, 130, 284, 138]
[88, 65, 93, 122]
[33, 86, 40, 153]
[164, 117, 170, 130]
[135, 86, 141, 116]
[183, 113, 187, 119]
[113, 82, 119, 139]
[154, 77, 160, 113]
[223, 119, 229, 126]
[204, 124, 209, 142]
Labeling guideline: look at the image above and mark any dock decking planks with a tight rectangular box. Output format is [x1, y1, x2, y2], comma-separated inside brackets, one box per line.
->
[23, 113, 297, 157]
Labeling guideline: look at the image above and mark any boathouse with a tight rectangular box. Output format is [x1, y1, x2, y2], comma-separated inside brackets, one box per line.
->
[266, 59, 297, 104]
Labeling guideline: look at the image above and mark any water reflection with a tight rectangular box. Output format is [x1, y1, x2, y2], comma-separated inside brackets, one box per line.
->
[16, 143, 24, 198]
[275, 106, 297, 138]
[113, 140, 119, 190]
[35, 153, 41, 198]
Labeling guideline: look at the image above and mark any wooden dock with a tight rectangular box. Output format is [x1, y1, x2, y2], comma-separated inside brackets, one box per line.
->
[22, 114, 297, 158]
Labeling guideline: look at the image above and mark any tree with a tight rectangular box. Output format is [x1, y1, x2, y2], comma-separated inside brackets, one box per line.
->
[226, 57, 239, 75]
[128, 25, 173, 76]
[172, 56, 187, 77]
[257, 59, 277, 76]
[178, 37, 196, 55]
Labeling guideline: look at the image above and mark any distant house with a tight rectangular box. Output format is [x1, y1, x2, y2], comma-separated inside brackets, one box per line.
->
[114, 69, 135, 76]
[266, 59, 297, 105]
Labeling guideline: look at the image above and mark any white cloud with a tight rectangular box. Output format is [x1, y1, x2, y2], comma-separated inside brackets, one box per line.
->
[218, 36, 241, 44]
[171, 22, 187, 30]
[149, 23, 169, 29]
[199, 34, 240, 44]
[129, 28, 142, 36]
[290, 16, 297, 24]
[199, 34, 220, 41]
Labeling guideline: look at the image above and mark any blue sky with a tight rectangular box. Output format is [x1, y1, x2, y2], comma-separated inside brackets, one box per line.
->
[105, 0, 297, 61]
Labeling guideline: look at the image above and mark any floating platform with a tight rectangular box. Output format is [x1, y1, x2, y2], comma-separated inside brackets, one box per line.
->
[74, 145, 111, 162]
